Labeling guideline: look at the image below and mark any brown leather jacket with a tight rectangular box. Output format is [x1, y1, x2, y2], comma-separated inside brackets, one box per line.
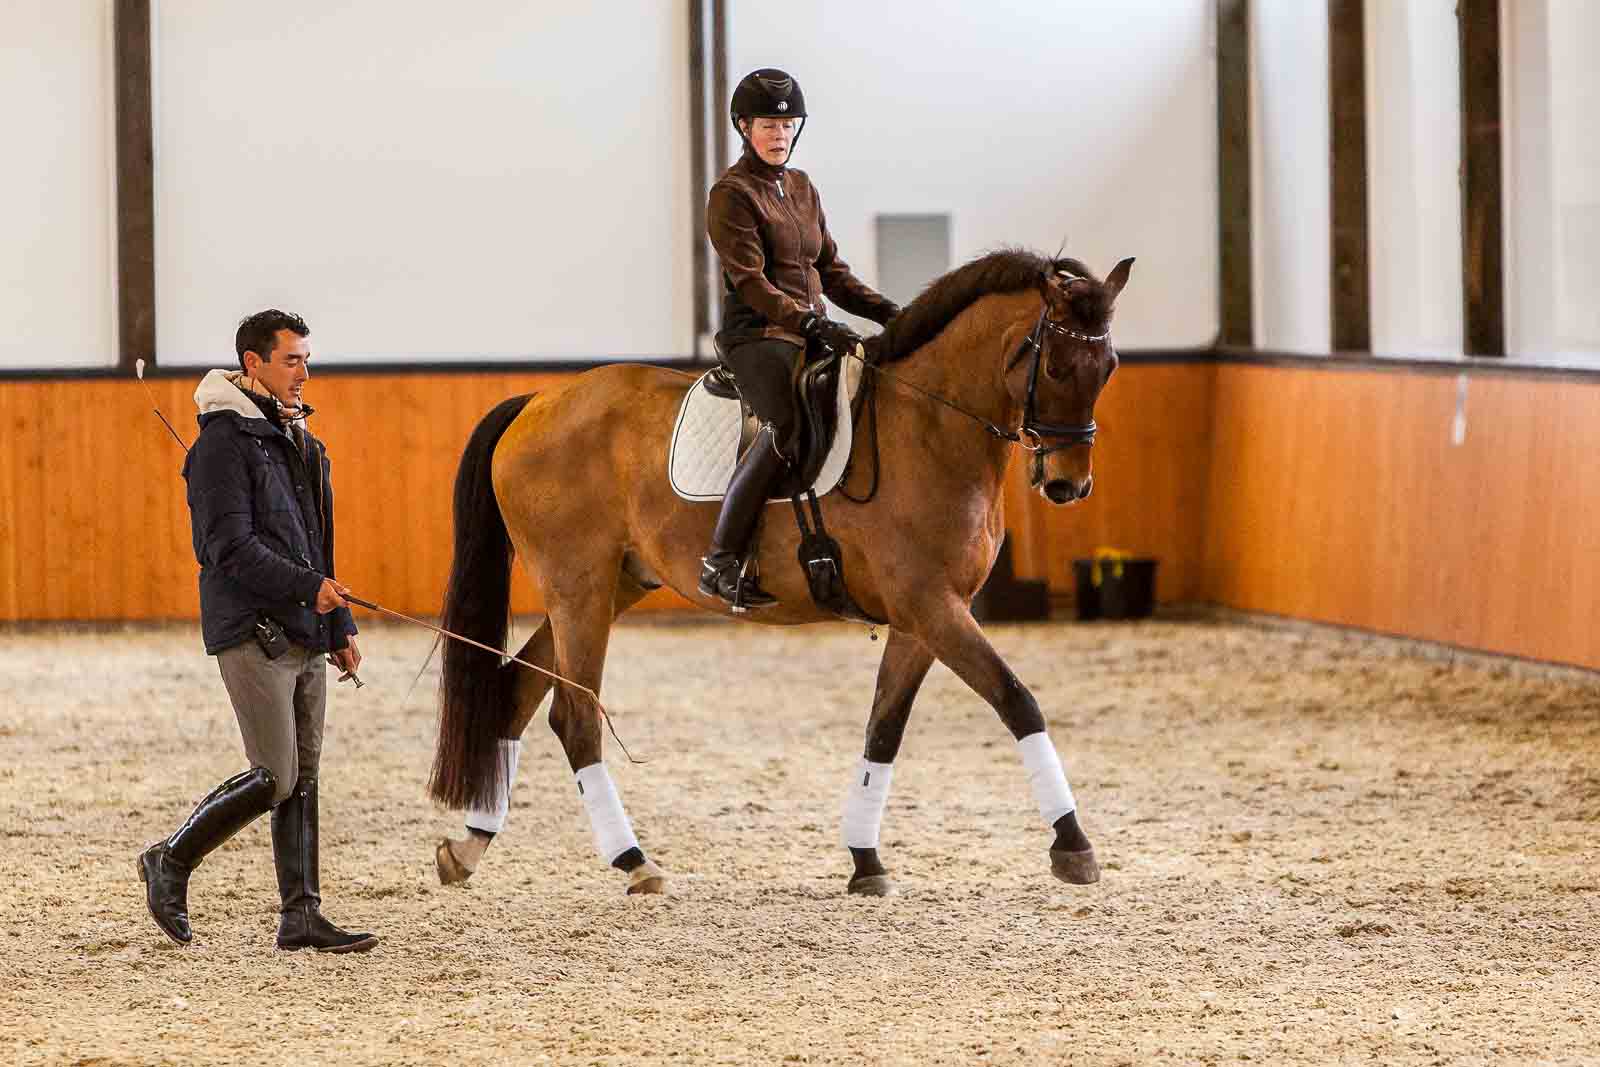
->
[708, 152, 898, 351]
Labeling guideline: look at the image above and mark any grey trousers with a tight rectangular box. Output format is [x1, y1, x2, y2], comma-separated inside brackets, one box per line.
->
[216, 640, 326, 805]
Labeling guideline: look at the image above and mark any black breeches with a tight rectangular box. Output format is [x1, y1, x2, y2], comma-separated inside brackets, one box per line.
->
[721, 338, 804, 459]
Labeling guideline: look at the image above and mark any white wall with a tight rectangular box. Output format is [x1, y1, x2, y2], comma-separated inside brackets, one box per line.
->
[1544, 0, 1600, 359]
[0, 1, 116, 370]
[1249, 0, 1330, 354]
[1504, 0, 1600, 365]
[1364, 0, 1463, 359]
[152, 1, 693, 366]
[728, 0, 1219, 349]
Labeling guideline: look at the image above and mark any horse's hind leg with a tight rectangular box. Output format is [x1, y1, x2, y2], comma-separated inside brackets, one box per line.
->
[843, 629, 934, 897]
[436, 573, 654, 886]
[543, 573, 665, 896]
[434, 621, 554, 884]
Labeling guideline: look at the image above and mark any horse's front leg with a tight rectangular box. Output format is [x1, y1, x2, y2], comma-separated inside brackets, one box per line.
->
[843, 628, 935, 896]
[904, 595, 1099, 885]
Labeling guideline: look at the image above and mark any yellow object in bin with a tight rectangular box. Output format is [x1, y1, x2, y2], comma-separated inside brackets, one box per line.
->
[1089, 548, 1134, 589]
[1072, 550, 1158, 620]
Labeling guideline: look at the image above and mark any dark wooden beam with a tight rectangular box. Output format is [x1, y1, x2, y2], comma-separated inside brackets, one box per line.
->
[711, 0, 729, 174]
[1216, 0, 1253, 348]
[688, 0, 710, 354]
[1458, 0, 1505, 356]
[1328, 0, 1370, 352]
[113, 0, 156, 372]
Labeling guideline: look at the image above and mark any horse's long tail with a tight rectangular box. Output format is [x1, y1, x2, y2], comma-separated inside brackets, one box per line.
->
[428, 393, 535, 810]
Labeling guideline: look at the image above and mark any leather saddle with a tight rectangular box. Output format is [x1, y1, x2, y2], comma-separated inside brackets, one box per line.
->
[706, 341, 847, 497]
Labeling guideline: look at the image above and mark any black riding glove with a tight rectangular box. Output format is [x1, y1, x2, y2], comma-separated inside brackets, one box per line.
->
[802, 313, 862, 356]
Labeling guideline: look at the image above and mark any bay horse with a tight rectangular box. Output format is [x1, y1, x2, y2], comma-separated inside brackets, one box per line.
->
[429, 249, 1133, 896]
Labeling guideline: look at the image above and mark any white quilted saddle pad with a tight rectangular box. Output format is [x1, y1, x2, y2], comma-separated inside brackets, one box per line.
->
[669, 350, 864, 503]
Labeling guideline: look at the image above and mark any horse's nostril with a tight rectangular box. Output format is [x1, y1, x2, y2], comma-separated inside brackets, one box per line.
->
[1043, 480, 1076, 504]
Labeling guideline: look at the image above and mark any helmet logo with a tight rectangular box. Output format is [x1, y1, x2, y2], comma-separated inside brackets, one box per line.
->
[756, 74, 793, 98]
[776, 101, 788, 112]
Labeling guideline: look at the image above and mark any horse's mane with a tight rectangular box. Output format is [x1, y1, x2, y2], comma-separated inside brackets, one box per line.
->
[868, 248, 1109, 364]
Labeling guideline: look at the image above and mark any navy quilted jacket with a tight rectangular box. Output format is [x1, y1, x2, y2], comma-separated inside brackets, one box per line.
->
[182, 370, 357, 655]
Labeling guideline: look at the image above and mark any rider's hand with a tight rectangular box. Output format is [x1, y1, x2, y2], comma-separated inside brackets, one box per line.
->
[804, 314, 862, 356]
[314, 578, 349, 614]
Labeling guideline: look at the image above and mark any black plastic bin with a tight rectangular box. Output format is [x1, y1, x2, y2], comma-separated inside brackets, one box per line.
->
[1073, 555, 1158, 620]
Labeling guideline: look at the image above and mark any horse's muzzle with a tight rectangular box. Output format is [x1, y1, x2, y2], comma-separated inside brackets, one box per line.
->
[1041, 476, 1092, 504]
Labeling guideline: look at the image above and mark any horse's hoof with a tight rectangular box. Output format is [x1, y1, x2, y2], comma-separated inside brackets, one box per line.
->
[847, 874, 894, 897]
[625, 860, 667, 896]
[436, 839, 473, 886]
[1050, 847, 1101, 885]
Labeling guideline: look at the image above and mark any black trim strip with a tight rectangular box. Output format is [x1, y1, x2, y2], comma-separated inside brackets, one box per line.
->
[6, 348, 1598, 383]
[0, 356, 702, 382]
[1215, 346, 1600, 383]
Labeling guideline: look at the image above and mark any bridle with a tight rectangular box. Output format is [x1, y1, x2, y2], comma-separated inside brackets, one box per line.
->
[837, 289, 1111, 504]
[1011, 311, 1107, 456]
[844, 307, 1109, 454]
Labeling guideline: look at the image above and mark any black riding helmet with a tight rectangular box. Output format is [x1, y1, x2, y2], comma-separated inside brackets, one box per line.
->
[730, 68, 807, 161]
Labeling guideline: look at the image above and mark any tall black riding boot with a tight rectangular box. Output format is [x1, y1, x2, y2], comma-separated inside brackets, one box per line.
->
[699, 423, 789, 611]
[138, 766, 276, 945]
[271, 778, 378, 953]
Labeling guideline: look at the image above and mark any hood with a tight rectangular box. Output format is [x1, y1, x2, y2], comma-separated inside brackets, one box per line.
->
[193, 369, 311, 427]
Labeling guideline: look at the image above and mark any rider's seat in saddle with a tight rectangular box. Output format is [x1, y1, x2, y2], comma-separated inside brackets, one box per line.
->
[711, 339, 845, 493]
[668, 342, 863, 503]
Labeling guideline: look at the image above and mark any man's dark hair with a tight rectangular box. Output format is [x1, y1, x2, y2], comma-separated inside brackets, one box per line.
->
[235, 309, 310, 369]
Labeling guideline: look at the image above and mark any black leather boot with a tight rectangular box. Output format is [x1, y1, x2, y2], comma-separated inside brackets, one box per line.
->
[699, 423, 789, 611]
[138, 766, 276, 945]
[271, 778, 378, 953]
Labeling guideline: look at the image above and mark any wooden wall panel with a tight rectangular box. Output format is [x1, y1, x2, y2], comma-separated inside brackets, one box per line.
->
[1203, 364, 1600, 670]
[0, 365, 1204, 624]
[9, 363, 1598, 672]
[0, 384, 20, 619]
[1023, 362, 1217, 603]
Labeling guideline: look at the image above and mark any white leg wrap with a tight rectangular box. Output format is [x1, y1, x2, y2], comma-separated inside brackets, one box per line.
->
[575, 762, 639, 864]
[464, 739, 521, 834]
[841, 759, 895, 849]
[1018, 732, 1076, 825]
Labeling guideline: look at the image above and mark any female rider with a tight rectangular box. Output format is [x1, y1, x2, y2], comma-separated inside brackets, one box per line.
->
[700, 68, 900, 609]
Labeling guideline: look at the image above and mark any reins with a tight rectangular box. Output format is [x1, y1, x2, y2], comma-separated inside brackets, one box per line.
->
[837, 308, 1109, 501]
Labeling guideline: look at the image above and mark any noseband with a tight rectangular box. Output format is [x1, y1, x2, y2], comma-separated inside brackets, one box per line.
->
[1013, 311, 1107, 456]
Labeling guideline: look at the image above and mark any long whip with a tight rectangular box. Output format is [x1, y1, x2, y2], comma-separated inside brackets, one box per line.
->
[136, 359, 191, 450]
[342, 593, 641, 763]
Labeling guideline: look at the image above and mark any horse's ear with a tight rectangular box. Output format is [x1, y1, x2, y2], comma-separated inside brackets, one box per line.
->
[1104, 257, 1136, 302]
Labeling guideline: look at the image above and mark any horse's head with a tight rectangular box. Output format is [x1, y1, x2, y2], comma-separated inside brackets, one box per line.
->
[1005, 257, 1134, 504]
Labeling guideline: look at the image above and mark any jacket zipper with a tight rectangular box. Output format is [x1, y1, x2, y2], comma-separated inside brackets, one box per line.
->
[773, 173, 820, 317]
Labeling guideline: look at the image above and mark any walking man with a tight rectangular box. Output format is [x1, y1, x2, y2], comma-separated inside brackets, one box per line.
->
[137, 309, 377, 953]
